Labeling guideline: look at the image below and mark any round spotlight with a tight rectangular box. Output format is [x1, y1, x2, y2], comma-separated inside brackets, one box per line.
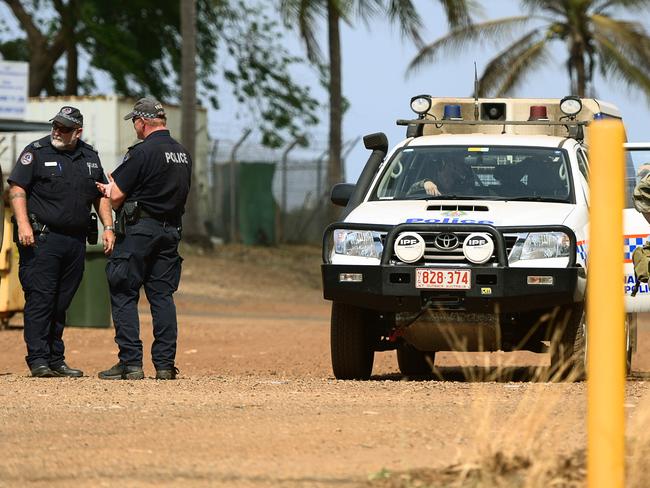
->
[410, 95, 432, 115]
[560, 96, 582, 117]
[394, 232, 425, 263]
[462, 233, 494, 264]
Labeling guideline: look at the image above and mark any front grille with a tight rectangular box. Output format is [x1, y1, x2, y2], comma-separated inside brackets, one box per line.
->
[391, 231, 518, 265]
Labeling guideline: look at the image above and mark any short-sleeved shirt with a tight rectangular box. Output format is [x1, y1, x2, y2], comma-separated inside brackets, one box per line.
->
[8, 136, 107, 232]
[111, 130, 192, 221]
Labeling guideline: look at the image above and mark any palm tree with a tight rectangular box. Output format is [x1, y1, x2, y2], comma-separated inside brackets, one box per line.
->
[408, 0, 650, 99]
[280, 0, 472, 222]
[180, 0, 204, 239]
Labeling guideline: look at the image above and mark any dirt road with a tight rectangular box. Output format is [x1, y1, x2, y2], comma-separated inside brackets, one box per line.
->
[1, 245, 650, 487]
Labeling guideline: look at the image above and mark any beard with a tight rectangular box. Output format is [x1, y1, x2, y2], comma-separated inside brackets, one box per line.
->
[51, 134, 78, 151]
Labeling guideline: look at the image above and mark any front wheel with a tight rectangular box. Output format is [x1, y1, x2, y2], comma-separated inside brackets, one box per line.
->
[330, 302, 374, 380]
[626, 313, 637, 377]
[397, 343, 435, 377]
[550, 306, 586, 381]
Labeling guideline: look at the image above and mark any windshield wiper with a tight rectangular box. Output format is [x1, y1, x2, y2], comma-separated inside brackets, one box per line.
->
[505, 196, 569, 203]
[409, 195, 480, 201]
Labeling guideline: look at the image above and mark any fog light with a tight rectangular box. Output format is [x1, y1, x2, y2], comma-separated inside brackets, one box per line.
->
[527, 276, 554, 285]
[339, 273, 363, 283]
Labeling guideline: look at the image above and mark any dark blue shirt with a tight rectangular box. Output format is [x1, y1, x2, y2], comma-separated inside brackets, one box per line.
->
[112, 130, 192, 220]
[8, 136, 107, 232]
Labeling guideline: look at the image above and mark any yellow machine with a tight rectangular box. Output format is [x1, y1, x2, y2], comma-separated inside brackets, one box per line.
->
[0, 206, 25, 327]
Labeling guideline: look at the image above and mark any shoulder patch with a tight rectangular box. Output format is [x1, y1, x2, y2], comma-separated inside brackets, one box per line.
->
[20, 152, 33, 165]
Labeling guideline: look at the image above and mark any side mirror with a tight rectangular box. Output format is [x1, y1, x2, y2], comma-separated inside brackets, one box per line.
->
[330, 183, 355, 207]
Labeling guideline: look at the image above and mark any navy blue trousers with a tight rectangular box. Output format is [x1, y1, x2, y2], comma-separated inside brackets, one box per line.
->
[18, 232, 86, 369]
[106, 218, 182, 369]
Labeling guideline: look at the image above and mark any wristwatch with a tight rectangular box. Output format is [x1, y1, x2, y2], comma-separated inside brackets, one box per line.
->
[104, 225, 114, 231]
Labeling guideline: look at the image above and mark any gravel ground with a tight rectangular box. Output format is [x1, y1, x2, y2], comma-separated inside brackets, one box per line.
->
[1, 245, 649, 487]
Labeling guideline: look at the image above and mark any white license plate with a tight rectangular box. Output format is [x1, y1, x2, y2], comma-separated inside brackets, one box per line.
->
[415, 268, 471, 289]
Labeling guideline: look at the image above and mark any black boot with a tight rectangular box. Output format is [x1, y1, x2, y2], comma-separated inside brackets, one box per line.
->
[155, 367, 179, 380]
[98, 363, 144, 380]
[30, 365, 57, 378]
[50, 362, 84, 377]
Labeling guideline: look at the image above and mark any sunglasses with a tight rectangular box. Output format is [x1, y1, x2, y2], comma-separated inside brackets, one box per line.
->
[51, 123, 75, 134]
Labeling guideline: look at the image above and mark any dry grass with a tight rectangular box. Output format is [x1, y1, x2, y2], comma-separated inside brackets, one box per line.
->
[186, 244, 650, 487]
[366, 392, 650, 487]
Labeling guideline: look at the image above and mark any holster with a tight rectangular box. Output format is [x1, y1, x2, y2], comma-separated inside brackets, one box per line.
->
[87, 213, 98, 245]
[12, 214, 47, 244]
[114, 201, 139, 237]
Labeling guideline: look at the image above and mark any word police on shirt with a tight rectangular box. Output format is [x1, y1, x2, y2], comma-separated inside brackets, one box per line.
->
[165, 152, 190, 164]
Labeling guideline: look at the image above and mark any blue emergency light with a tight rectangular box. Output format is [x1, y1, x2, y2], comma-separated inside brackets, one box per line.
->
[443, 104, 462, 120]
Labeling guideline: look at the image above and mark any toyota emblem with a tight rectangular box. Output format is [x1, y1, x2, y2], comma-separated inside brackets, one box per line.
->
[434, 233, 459, 250]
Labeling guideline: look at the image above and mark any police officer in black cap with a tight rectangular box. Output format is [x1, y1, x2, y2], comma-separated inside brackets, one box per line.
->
[96, 97, 191, 380]
[8, 106, 115, 377]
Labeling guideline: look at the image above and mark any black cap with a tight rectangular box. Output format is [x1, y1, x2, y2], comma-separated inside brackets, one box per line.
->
[49, 106, 83, 128]
[123, 97, 166, 120]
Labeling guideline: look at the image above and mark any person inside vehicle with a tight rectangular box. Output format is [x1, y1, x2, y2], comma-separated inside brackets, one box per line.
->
[409, 156, 474, 196]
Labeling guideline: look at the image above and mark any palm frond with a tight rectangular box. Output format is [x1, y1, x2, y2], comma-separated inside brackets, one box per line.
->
[279, 0, 326, 63]
[406, 16, 533, 77]
[590, 14, 650, 68]
[439, 0, 473, 28]
[520, 0, 565, 16]
[477, 30, 551, 96]
[354, 0, 383, 18]
[593, 0, 650, 14]
[385, 0, 425, 47]
[593, 30, 650, 102]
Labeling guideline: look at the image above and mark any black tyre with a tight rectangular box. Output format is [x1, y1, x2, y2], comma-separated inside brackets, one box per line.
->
[330, 302, 374, 380]
[397, 343, 435, 377]
[550, 306, 586, 381]
[626, 313, 636, 377]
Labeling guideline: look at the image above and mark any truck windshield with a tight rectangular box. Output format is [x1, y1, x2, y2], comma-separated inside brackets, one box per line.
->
[372, 146, 572, 203]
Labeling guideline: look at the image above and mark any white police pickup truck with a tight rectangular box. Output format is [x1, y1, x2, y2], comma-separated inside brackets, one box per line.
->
[322, 96, 650, 380]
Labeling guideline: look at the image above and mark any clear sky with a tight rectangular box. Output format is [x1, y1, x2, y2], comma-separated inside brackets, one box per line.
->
[1, 0, 649, 181]
[243, 0, 650, 182]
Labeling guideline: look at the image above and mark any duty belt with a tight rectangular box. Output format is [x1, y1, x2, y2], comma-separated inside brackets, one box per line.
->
[139, 208, 181, 227]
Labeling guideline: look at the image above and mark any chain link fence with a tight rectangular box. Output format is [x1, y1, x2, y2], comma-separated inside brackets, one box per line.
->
[205, 134, 358, 245]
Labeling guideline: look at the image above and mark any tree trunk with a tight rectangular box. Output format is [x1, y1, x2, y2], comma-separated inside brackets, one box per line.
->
[570, 38, 586, 97]
[65, 42, 78, 95]
[61, 0, 79, 95]
[180, 0, 205, 240]
[29, 48, 57, 96]
[5, 0, 68, 96]
[326, 1, 343, 224]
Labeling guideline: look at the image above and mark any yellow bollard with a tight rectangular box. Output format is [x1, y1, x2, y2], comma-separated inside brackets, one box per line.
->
[587, 119, 626, 488]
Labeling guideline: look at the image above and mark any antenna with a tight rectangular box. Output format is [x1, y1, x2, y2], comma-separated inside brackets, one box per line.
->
[473, 62, 479, 121]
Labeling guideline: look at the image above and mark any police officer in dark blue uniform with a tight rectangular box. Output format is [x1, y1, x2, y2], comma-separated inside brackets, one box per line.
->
[97, 98, 191, 380]
[8, 106, 115, 377]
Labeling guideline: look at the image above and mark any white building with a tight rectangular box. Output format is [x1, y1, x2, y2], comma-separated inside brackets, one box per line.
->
[0, 95, 211, 217]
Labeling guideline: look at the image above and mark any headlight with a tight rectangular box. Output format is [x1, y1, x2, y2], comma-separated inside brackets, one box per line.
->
[509, 232, 571, 265]
[332, 229, 384, 259]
